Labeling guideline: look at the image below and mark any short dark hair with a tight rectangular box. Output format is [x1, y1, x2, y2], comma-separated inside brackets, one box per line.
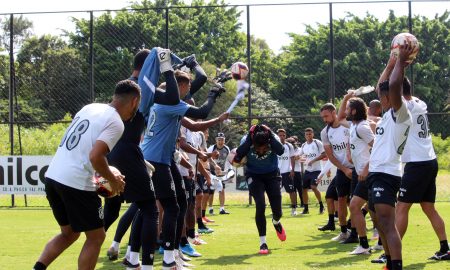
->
[114, 79, 141, 99]
[174, 70, 191, 84]
[378, 80, 389, 96]
[252, 125, 270, 147]
[348, 97, 368, 121]
[277, 128, 286, 134]
[320, 103, 336, 112]
[304, 127, 314, 133]
[133, 49, 150, 70]
[403, 77, 411, 96]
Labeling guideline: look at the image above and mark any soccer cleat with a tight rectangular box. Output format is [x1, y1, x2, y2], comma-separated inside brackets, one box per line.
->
[162, 261, 177, 270]
[301, 209, 309, 215]
[273, 221, 286, 241]
[106, 247, 118, 261]
[318, 223, 336, 231]
[125, 262, 141, 270]
[178, 249, 192, 261]
[188, 237, 207, 245]
[340, 235, 359, 244]
[202, 216, 215, 223]
[259, 243, 269, 254]
[209, 208, 214, 215]
[175, 250, 194, 268]
[122, 258, 132, 267]
[198, 227, 214, 234]
[180, 243, 202, 257]
[331, 232, 350, 242]
[319, 205, 325, 215]
[371, 253, 387, 264]
[291, 208, 298, 216]
[349, 245, 371, 255]
[219, 209, 230, 215]
[370, 243, 384, 251]
[428, 250, 450, 260]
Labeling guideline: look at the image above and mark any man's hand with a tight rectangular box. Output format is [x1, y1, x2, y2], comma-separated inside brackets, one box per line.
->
[387, 51, 397, 69]
[210, 150, 219, 160]
[398, 40, 416, 66]
[343, 167, 353, 179]
[206, 175, 212, 187]
[358, 166, 369, 181]
[218, 112, 230, 122]
[208, 85, 226, 99]
[183, 54, 198, 69]
[188, 167, 194, 179]
[215, 165, 222, 176]
[109, 174, 126, 196]
[198, 151, 208, 162]
[315, 175, 323, 185]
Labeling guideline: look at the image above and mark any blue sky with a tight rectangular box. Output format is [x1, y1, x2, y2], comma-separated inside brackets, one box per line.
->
[1, 0, 448, 52]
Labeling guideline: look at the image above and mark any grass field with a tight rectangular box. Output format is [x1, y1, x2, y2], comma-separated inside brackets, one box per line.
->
[1, 195, 449, 270]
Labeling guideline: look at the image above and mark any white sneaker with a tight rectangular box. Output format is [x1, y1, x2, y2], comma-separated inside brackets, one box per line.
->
[350, 245, 371, 255]
[331, 232, 350, 242]
[371, 243, 384, 251]
[178, 250, 191, 262]
[291, 208, 298, 216]
[175, 251, 193, 269]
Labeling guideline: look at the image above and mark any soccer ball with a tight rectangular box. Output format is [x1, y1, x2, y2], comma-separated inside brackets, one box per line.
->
[231, 62, 249, 80]
[227, 148, 247, 167]
[390, 33, 419, 64]
[92, 166, 121, 198]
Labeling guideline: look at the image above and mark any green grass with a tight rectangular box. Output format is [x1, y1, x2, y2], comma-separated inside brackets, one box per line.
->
[1, 197, 450, 269]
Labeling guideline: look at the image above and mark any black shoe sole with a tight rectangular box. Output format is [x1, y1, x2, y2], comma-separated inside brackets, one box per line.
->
[318, 225, 336, 231]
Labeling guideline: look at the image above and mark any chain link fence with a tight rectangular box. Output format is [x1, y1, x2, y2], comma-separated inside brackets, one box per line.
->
[0, 0, 449, 206]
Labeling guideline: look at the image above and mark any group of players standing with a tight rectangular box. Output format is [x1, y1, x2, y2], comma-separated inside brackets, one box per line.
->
[32, 40, 449, 270]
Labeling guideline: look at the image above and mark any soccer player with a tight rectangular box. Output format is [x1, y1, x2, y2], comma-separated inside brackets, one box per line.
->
[298, 128, 326, 215]
[395, 69, 449, 260]
[33, 80, 139, 270]
[319, 103, 357, 242]
[277, 128, 298, 216]
[368, 99, 382, 123]
[337, 92, 375, 255]
[140, 69, 225, 269]
[233, 124, 286, 254]
[207, 132, 232, 215]
[367, 42, 415, 270]
[287, 136, 304, 209]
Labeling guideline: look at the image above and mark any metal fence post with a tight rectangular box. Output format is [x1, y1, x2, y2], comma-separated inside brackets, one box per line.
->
[408, 1, 414, 96]
[246, 5, 252, 205]
[329, 3, 335, 104]
[9, 14, 15, 207]
[89, 11, 94, 103]
[165, 8, 169, 48]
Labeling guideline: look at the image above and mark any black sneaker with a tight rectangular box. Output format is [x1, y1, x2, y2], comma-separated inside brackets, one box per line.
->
[429, 250, 450, 260]
[301, 209, 309, 215]
[162, 260, 177, 270]
[371, 253, 387, 264]
[318, 223, 335, 231]
[340, 235, 359, 244]
[209, 208, 214, 215]
[319, 205, 325, 214]
[219, 209, 230, 215]
[259, 243, 269, 254]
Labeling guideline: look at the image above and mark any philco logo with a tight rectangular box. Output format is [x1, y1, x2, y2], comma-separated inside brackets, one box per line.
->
[0, 157, 48, 186]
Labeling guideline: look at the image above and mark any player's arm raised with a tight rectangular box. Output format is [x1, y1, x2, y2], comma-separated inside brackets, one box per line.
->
[181, 112, 229, 132]
[389, 40, 414, 111]
[337, 91, 354, 126]
[376, 53, 397, 96]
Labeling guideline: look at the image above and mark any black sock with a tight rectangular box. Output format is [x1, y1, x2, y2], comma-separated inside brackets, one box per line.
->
[334, 211, 338, 217]
[319, 201, 324, 207]
[187, 229, 196, 239]
[340, 225, 347, 233]
[201, 210, 206, 218]
[328, 214, 334, 224]
[347, 219, 352, 229]
[440, 240, 449, 253]
[291, 204, 296, 209]
[197, 217, 205, 228]
[304, 204, 309, 211]
[361, 208, 368, 217]
[359, 236, 369, 249]
[180, 236, 189, 246]
[391, 260, 402, 270]
[378, 237, 382, 246]
[351, 227, 358, 237]
[386, 255, 392, 269]
[33, 262, 47, 270]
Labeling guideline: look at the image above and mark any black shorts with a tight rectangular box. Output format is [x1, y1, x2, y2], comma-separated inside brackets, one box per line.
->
[335, 168, 358, 198]
[325, 176, 338, 201]
[281, 172, 295, 193]
[149, 161, 176, 199]
[302, 171, 320, 189]
[45, 178, 103, 232]
[247, 171, 282, 199]
[367, 172, 401, 212]
[196, 174, 214, 195]
[183, 176, 195, 203]
[170, 160, 186, 200]
[352, 180, 369, 201]
[293, 171, 302, 189]
[399, 159, 438, 203]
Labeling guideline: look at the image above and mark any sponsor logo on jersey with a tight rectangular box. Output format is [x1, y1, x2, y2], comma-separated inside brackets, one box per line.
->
[373, 187, 384, 192]
[332, 142, 348, 151]
[375, 191, 381, 197]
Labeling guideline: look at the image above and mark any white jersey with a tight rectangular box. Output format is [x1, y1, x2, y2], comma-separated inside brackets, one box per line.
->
[299, 139, 324, 172]
[401, 97, 436, 162]
[370, 101, 412, 176]
[349, 120, 374, 175]
[278, 142, 295, 173]
[293, 147, 302, 172]
[321, 124, 353, 169]
[179, 126, 201, 177]
[46, 104, 124, 191]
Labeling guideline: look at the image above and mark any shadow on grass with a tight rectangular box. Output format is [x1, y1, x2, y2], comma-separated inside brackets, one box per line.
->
[195, 248, 280, 266]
